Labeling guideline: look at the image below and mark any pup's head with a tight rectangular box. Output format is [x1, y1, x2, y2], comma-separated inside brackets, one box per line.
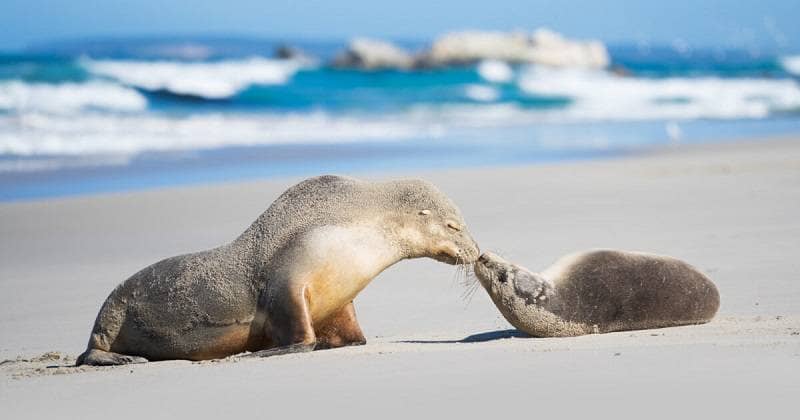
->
[473, 252, 542, 302]
[474, 252, 516, 290]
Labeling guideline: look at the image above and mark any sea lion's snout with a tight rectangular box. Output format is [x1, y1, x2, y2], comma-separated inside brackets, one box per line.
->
[432, 237, 479, 265]
[460, 231, 480, 263]
[476, 251, 503, 267]
[474, 252, 510, 286]
[433, 222, 479, 265]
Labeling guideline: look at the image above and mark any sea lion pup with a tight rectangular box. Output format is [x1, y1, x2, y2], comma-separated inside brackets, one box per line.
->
[473, 250, 719, 337]
[76, 175, 479, 366]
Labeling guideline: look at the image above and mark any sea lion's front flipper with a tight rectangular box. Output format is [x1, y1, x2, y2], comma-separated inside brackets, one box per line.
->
[75, 349, 148, 366]
[314, 301, 367, 350]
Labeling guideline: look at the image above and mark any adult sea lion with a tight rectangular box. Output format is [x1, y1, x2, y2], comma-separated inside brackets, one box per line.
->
[473, 250, 719, 337]
[77, 175, 479, 365]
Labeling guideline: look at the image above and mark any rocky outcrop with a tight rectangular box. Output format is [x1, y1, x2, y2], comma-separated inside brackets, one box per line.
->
[274, 45, 309, 60]
[525, 29, 609, 68]
[273, 44, 317, 65]
[331, 29, 610, 71]
[418, 28, 609, 69]
[331, 38, 415, 70]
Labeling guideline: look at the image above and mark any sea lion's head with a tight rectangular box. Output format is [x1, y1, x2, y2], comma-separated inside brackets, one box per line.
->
[473, 252, 544, 303]
[388, 179, 479, 265]
[473, 251, 515, 292]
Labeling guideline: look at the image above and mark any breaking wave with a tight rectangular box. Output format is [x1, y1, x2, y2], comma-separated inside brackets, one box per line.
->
[464, 84, 501, 102]
[2, 55, 800, 165]
[477, 60, 514, 83]
[0, 81, 147, 113]
[81, 57, 304, 99]
[781, 55, 800, 76]
[518, 66, 800, 120]
[0, 112, 434, 156]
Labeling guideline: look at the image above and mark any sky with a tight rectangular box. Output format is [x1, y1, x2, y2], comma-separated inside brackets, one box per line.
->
[2, 0, 799, 52]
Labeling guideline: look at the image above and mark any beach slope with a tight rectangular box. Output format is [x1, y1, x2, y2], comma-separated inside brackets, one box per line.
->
[1, 138, 799, 418]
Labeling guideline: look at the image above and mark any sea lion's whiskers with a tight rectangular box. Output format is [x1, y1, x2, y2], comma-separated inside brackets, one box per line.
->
[450, 263, 463, 286]
[454, 256, 473, 287]
[453, 257, 467, 287]
[457, 256, 481, 304]
[461, 279, 481, 305]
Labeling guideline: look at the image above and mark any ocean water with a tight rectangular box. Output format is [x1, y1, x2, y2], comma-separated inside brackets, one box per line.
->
[1, 38, 800, 200]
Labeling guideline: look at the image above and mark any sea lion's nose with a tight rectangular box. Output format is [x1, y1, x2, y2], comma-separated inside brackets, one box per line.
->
[478, 254, 488, 264]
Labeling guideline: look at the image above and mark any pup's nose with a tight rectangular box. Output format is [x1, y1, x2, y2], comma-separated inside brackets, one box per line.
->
[478, 254, 488, 264]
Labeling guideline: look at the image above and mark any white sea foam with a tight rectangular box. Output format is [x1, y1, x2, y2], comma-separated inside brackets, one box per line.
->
[477, 60, 514, 83]
[518, 66, 800, 120]
[5, 87, 798, 159]
[0, 112, 438, 157]
[406, 103, 541, 128]
[464, 84, 500, 102]
[0, 81, 147, 114]
[3, 65, 800, 162]
[0, 155, 134, 173]
[82, 57, 303, 99]
[781, 55, 800, 76]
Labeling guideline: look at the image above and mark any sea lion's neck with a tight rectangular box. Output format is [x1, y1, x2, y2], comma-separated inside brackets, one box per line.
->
[231, 213, 409, 273]
[352, 215, 409, 265]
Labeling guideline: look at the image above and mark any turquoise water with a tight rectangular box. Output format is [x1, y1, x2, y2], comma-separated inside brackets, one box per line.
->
[1, 38, 800, 200]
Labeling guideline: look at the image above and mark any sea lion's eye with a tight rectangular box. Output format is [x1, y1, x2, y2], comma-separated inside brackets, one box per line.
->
[419, 209, 431, 216]
[446, 221, 461, 232]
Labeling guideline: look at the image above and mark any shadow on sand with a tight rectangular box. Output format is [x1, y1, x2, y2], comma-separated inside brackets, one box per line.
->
[397, 329, 530, 344]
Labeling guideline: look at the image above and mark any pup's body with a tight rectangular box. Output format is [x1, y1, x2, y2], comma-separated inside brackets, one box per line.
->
[474, 250, 719, 337]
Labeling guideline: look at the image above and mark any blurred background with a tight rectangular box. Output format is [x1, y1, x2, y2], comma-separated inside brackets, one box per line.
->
[1, 0, 799, 200]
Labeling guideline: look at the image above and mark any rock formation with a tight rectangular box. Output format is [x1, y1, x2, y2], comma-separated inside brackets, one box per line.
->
[331, 38, 415, 70]
[417, 29, 609, 69]
[330, 29, 610, 71]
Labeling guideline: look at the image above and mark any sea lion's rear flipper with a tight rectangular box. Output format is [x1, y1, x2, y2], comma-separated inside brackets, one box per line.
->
[240, 343, 315, 358]
[75, 349, 148, 366]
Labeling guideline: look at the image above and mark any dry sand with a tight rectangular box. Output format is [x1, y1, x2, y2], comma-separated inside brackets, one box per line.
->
[1, 138, 799, 418]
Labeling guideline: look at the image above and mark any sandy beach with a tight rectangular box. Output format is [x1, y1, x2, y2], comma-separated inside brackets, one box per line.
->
[1, 137, 799, 418]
